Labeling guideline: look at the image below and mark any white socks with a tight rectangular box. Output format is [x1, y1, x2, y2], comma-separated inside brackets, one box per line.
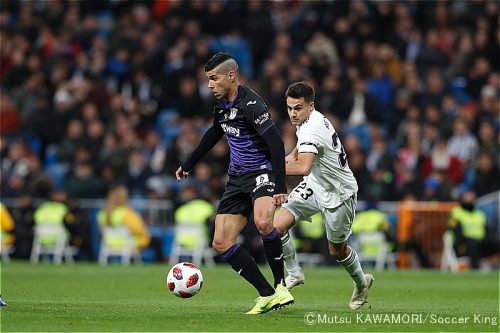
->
[281, 233, 301, 276]
[338, 246, 367, 290]
[282, 233, 367, 291]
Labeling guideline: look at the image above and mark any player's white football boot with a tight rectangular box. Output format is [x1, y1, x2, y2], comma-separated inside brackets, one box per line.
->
[349, 273, 374, 310]
[284, 268, 305, 290]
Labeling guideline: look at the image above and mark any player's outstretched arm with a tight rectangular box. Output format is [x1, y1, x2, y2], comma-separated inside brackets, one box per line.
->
[176, 125, 224, 181]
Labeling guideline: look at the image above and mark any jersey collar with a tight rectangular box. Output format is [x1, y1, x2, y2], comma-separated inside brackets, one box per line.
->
[222, 85, 242, 109]
[300, 109, 316, 126]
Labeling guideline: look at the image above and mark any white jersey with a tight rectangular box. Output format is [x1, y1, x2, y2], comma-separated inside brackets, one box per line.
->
[295, 110, 358, 208]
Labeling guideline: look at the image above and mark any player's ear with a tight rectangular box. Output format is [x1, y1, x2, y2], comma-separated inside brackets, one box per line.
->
[310, 101, 315, 111]
[228, 70, 235, 83]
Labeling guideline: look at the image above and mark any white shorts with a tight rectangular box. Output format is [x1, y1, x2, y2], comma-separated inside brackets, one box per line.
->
[282, 180, 357, 244]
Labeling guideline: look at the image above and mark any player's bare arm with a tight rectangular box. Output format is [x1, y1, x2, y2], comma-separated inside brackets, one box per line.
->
[285, 152, 315, 176]
[285, 147, 298, 164]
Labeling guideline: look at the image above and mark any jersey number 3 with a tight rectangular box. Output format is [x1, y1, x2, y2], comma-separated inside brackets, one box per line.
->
[331, 133, 348, 169]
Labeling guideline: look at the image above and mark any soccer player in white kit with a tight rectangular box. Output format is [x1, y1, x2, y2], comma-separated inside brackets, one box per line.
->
[274, 81, 374, 310]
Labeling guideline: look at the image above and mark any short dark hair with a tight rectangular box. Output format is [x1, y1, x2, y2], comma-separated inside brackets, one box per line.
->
[204, 52, 235, 72]
[285, 81, 315, 103]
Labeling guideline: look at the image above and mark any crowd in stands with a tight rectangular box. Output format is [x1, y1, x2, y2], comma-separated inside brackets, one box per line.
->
[0, 1, 498, 215]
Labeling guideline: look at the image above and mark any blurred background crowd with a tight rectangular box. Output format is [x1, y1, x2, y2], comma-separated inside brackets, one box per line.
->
[0, 0, 498, 263]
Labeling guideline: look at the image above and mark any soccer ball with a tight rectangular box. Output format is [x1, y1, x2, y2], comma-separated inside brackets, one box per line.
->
[166, 262, 203, 298]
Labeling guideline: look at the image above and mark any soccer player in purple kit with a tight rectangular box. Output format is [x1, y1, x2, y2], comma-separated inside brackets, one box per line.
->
[175, 53, 293, 314]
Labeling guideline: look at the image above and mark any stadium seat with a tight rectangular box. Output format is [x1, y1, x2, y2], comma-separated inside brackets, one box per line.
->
[441, 231, 458, 272]
[440, 231, 492, 272]
[155, 109, 180, 149]
[353, 231, 396, 271]
[1, 243, 13, 262]
[98, 226, 142, 266]
[169, 224, 215, 267]
[30, 224, 75, 264]
[343, 125, 372, 152]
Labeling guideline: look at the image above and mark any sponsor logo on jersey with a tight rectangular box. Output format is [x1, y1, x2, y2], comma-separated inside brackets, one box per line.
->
[247, 100, 257, 105]
[254, 112, 270, 125]
[229, 108, 238, 120]
[323, 116, 331, 129]
[221, 123, 240, 136]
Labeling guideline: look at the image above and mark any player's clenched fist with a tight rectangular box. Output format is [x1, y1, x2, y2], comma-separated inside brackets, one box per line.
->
[175, 166, 189, 181]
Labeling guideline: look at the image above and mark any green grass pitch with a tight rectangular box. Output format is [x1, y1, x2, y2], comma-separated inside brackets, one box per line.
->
[1, 261, 498, 332]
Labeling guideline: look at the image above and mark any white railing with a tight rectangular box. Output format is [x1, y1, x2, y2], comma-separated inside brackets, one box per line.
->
[1, 198, 174, 227]
[2, 192, 497, 228]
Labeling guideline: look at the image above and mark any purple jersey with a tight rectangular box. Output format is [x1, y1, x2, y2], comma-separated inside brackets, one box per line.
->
[213, 85, 276, 175]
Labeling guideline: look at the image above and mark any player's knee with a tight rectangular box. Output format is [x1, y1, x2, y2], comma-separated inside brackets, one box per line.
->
[254, 217, 273, 234]
[212, 239, 229, 254]
[328, 246, 340, 258]
[274, 224, 287, 237]
[328, 243, 348, 259]
[273, 210, 295, 236]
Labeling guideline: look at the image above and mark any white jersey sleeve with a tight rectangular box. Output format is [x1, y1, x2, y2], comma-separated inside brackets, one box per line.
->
[296, 123, 323, 155]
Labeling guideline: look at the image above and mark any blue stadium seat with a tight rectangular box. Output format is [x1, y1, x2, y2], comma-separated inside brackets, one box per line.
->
[155, 109, 180, 149]
[343, 125, 372, 152]
[211, 37, 253, 78]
